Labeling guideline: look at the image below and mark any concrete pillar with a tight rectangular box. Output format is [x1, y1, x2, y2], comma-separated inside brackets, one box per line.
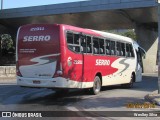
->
[135, 25, 158, 73]
[9, 28, 18, 47]
[158, 2, 160, 93]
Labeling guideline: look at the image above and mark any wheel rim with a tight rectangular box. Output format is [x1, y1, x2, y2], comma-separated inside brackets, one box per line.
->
[94, 78, 101, 93]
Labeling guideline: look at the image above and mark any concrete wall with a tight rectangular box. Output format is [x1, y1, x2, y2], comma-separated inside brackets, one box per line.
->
[0, 66, 16, 78]
[136, 26, 158, 73]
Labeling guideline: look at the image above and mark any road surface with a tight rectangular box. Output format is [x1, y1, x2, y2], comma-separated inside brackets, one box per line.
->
[0, 73, 159, 120]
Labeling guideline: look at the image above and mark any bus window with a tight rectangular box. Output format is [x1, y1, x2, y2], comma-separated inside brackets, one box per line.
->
[116, 42, 121, 56]
[126, 43, 130, 57]
[129, 44, 135, 57]
[80, 35, 87, 53]
[86, 36, 92, 53]
[105, 40, 110, 55]
[99, 39, 105, 54]
[121, 42, 125, 56]
[110, 41, 116, 55]
[74, 34, 80, 45]
[126, 43, 134, 57]
[67, 32, 80, 53]
[93, 37, 99, 54]
[67, 32, 73, 44]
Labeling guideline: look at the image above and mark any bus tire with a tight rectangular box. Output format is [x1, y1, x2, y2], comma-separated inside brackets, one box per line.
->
[121, 74, 134, 88]
[91, 76, 101, 95]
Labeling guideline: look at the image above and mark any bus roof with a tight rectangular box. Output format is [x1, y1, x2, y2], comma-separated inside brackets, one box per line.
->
[91, 29, 134, 43]
[60, 24, 135, 43]
[19, 23, 137, 46]
[60, 24, 144, 52]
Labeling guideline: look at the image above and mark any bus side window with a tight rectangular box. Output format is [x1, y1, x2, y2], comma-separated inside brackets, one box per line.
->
[110, 41, 116, 55]
[129, 44, 135, 57]
[93, 37, 99, 54]
[67, 32, 74, 51]
[86, 36, 92, 53]
[126, 43, 135, 57]
[74, 34, 80, 45]
[67, 32, 80, 53]
[67, 32, 73, 44]
[126, 43, 130, 57]
[80, 35, 87, 53]
[99, 39, 105, 54]
[116, 42, 121, 56]
[105, 40, 110, 55]
[73, 34, 81, 53]
[121, 42, 125, 56]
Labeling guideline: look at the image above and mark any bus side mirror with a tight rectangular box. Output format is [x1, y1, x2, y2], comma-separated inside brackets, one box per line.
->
[139, 47, 146, 59]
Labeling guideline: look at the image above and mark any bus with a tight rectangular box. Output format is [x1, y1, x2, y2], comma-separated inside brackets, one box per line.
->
[16, 24, 145, 94]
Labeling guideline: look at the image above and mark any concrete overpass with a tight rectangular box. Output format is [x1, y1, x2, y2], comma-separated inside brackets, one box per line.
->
[0, 0, 159, 73]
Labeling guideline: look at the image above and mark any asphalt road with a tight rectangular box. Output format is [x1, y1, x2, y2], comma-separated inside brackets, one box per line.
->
[0, 73, 159, 120]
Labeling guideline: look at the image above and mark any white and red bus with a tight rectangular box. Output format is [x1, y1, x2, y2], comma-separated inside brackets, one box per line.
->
[16, 24, 145, 94]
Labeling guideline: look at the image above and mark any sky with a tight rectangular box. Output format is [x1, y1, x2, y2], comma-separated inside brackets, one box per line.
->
[1, 0, 89, 9]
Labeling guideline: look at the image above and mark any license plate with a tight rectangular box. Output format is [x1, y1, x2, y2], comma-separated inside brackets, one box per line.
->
[33, 80, 41, 84]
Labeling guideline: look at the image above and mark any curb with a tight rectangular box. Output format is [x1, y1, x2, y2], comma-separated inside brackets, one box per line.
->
[145, 90, 160, 106]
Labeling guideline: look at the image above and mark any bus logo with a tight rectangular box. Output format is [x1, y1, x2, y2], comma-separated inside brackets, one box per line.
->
[67, 57, 72, 66]
[23, 35, 51, 42]
[74, 60, 83, 65]
[95, 59, 110, 66]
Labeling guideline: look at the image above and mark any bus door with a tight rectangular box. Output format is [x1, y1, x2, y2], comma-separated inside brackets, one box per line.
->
[80, 35, 93, 83]
[135, 47, 145, 82]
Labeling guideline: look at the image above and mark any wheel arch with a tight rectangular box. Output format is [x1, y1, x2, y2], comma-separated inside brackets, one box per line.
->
[95, 72, 102, 86]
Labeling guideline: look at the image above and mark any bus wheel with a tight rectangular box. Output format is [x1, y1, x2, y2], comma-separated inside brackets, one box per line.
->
[121, 74, 134, 88]
[91, 76, 101, 95]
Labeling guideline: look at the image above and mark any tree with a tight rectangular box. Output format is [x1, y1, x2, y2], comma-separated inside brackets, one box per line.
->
[121, 30, 137, 40]
[105, 29, 137, 40]
[0, 34, 15, 56]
